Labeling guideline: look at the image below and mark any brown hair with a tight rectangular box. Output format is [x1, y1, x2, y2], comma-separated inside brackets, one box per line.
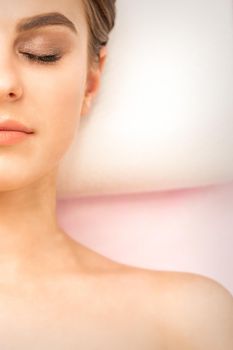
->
[82, 0, 117, 67]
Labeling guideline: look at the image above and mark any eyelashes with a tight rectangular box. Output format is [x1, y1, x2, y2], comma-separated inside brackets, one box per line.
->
[19, 51, 62, 65]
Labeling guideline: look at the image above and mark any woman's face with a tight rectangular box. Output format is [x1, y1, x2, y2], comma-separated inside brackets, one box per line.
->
[0, 0, 97, 191]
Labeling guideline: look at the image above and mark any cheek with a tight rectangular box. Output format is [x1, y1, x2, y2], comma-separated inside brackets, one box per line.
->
[32, 64, 87, 165]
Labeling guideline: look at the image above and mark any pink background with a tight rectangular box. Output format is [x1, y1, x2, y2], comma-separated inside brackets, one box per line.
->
[57, 182, 233, 295]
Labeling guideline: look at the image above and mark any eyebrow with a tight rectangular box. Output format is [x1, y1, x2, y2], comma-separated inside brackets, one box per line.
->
[16, 12, 78, 34]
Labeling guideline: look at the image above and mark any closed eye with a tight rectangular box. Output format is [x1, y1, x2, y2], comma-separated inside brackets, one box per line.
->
[20, 51, 62, 65]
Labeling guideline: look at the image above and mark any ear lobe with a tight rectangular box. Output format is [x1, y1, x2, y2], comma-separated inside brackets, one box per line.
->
[80, 94, 92, 117]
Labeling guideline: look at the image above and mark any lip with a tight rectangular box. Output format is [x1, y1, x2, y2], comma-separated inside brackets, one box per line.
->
[0, 131, 33, 145]
[0, 119, 34, 133]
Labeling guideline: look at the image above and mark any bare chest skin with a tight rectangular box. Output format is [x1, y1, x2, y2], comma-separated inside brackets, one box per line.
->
[0, 273, 163, 350]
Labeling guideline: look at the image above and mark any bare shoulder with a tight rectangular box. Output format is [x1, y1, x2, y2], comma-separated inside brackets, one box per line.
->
[100, 262, 233, 349]
[69, 241, 233, 348]
[127, 268, 233, 349]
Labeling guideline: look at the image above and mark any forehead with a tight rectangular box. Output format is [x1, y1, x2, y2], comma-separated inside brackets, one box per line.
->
[0, 0, 87, 35]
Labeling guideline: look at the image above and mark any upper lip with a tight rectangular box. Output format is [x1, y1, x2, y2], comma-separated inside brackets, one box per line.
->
[0, 119, 34, 133]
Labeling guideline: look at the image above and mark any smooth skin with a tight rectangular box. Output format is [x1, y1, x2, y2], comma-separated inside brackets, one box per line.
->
[0, 0, 232, 349]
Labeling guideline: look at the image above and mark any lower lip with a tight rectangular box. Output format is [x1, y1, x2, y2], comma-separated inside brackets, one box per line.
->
[0, 131, 33, 145]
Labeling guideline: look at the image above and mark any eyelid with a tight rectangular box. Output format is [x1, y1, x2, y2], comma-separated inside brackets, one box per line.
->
[19, 49, 61, 56]
[17, 39, 61, 53]
[14, 33, 74, 66]
[20, 51, 61, 58]
[15, 30, 73, 50]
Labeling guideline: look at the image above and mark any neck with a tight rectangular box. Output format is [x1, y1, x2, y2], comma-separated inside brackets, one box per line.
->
[0, 170, 78, 282]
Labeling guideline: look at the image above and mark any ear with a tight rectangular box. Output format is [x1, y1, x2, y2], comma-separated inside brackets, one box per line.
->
[81, 46, 108, 117]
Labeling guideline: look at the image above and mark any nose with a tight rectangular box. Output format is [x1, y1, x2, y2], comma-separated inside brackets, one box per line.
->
[0, 59, 23, 103]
